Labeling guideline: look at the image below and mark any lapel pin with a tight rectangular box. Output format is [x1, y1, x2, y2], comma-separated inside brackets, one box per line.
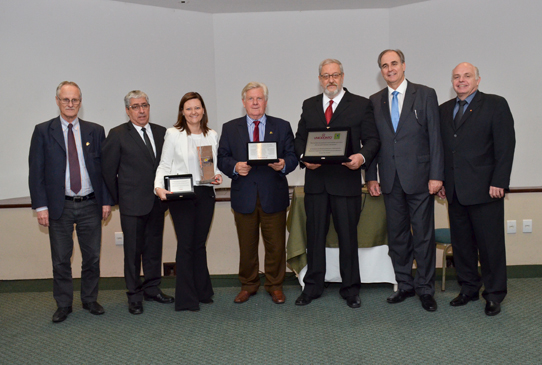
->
[86, 142, 90, 146]
[269, 131, 273, 134]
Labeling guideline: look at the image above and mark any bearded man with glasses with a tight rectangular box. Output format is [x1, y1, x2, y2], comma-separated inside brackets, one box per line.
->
[294, 59, 380, 308]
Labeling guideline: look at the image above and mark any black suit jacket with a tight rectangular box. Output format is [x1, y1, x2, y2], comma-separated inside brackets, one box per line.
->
[218, 115, 298, 214]
[294, 89, 380, 196]
[102, 121, 167, 216]
[28, 117, 113, 220]
[366, 81, 444, 194]
[439, 91, 515, 205]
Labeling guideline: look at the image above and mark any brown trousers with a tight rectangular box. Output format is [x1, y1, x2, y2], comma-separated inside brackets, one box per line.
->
[233, 197, 286, 293]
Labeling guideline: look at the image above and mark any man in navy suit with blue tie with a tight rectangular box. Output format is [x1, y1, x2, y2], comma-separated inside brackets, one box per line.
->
[366, 50, 444, 312]
[218, 82, 297, 305]
[29, 81, 113, 323]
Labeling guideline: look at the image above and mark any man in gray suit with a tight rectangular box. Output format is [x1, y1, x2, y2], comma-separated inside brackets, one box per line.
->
[102, 90, 173, 315]
[366, 49, 444, 311]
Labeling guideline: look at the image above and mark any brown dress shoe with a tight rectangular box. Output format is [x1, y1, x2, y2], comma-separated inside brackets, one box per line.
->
[270, 290, 286, 304]
[234, 290, 256, 304]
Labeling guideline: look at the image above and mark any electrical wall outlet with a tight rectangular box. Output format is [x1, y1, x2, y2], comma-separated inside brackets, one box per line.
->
[115, 232, 124, 246]
[506, 220, 516, 234]
[523, 219, 533, 233]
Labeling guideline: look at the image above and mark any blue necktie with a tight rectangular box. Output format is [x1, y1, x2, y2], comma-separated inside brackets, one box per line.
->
[391, 90, 400, 132]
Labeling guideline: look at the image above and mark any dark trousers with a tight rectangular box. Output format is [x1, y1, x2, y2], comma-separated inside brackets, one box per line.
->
[303, 191, 361, 299]
[120, 197, 165, 303]
[168, 186, 215, 311]
[383, 174, 436, 295]
[448, 193, 507, 303]
[48, 198, 102, 307]
[233, 196, 286, 293]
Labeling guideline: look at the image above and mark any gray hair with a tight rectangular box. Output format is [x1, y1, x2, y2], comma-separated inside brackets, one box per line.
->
[241, 82, 268, 101]
[377, 49, 405, 68]
[56, 81, 82, 99]
[124, 90, 149, 108]
[319, 59, 344, 75]
[451, 63, 480, 81]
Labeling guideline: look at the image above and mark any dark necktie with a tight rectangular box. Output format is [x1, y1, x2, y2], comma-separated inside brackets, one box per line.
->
[67, 124, 81, 194]
[325, 100, 333, 124]
[454, 100, 468, 129]
[253, 121, 260, 142]
[141, 127, 155, 159]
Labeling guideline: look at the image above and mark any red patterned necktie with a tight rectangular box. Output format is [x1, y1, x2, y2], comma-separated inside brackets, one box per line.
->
[68, 123, 81, 194]
[325, 100, 334, 124]
[253, 121, 260, 142]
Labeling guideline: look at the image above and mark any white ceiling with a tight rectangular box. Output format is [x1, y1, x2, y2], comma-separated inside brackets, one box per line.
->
[109, 0, 429, 14]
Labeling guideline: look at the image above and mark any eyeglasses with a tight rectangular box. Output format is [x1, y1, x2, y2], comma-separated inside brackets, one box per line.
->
[129, 103, 150, 111]
[59, 98, 81, 105]
[319, 73, 343, 80]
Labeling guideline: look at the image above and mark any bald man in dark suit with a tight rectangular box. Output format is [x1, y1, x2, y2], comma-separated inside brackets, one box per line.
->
[438, 62, 515, 316]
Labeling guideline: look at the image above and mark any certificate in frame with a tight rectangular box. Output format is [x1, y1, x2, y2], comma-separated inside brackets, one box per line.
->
[247, 141, 279, 166]
[301, 127, 352, 164]
[164, 174, 196, 200]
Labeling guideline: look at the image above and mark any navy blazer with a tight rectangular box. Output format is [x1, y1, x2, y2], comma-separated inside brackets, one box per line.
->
[28, 117, 113, 220]
[439, 91, 515, 206]
[102, 121, 166, 217]
[294, 89, 380, 196]
[366, 81, 444, 194]
[218, 115, 297, 214]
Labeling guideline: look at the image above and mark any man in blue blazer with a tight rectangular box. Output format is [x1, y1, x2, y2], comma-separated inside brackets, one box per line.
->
[218, 82, 297, 304]
[366, 50, 444, 312]
[29, 81, 113, 323]
[438, 63, 515, 316]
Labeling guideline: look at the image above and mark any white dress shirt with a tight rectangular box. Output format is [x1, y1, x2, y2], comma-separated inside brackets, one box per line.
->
[387, 79, 408, 116]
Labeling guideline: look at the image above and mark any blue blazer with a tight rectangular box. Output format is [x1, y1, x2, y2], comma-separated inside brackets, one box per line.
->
[28, 117, 114, 220]
[218, 115, 298, 214]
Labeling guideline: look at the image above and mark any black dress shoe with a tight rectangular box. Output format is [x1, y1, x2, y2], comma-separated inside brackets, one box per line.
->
[450, 293, 479, 307]
[143, 292, 174, 304]
[129, 301, 144, 315]
[485, 301, 501, 316]
[387, 290, 415, 304]
[200, 298, 214, 304]
[345, 295, 361, 309]
[420, 294, 438, 312]
[295, 293, 313, 306]
[82, 301, 105, 315]
[52, 306, 72, 323]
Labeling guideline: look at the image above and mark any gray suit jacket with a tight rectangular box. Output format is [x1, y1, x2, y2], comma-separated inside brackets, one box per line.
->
[366, 81, 444, 194]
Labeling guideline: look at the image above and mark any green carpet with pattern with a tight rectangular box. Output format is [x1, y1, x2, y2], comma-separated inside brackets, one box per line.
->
[1, 276, 541, 364]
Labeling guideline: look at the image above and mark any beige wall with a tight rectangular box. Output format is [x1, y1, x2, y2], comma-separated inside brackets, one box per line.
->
[0, 201, 261, 280]
[1, 193, 541, 280]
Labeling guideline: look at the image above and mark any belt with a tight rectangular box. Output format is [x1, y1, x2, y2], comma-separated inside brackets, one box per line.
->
[65, 192, 95, 202]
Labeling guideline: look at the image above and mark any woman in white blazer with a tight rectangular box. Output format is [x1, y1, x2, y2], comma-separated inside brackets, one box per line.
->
[155, 92, 222, 312]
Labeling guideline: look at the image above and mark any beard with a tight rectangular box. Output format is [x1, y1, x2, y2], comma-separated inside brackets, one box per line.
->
[323, 83, 342, 98]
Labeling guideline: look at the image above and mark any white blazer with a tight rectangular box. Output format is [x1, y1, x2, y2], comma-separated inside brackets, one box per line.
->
[154, 127, 220, 191]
